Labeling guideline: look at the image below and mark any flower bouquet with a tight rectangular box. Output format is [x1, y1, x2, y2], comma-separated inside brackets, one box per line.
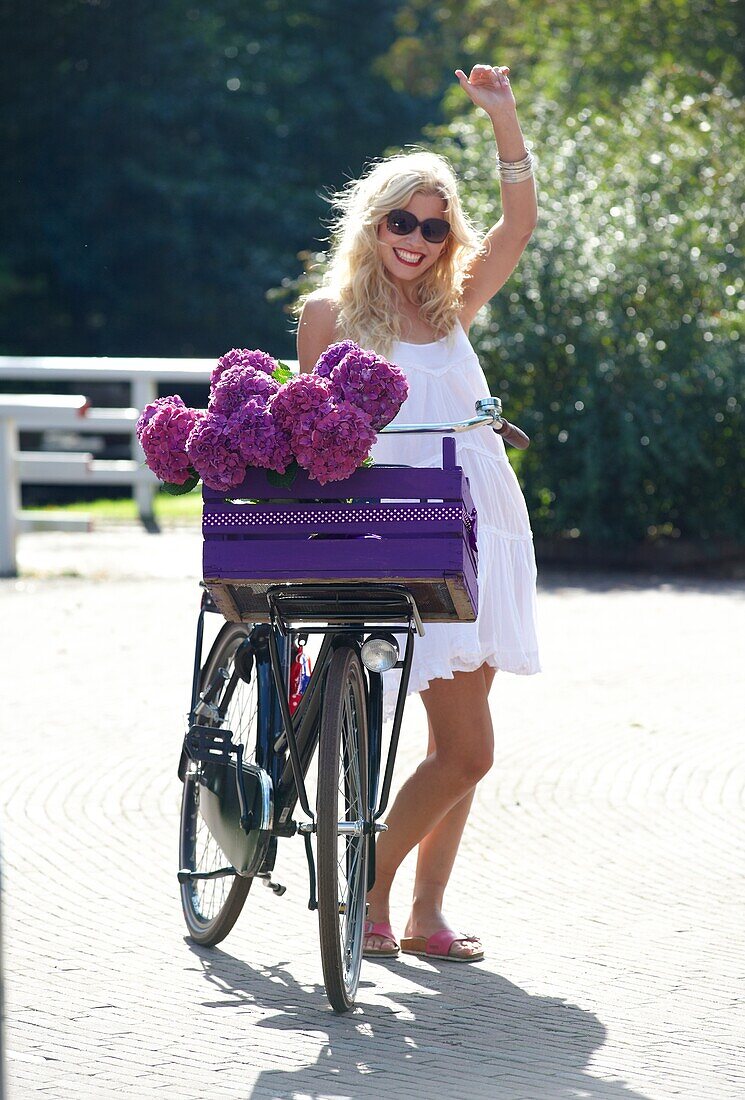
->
[136, 342, 408, 493]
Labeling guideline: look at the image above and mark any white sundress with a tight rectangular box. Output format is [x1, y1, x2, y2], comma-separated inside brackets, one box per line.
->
[370, 321, 541, 721]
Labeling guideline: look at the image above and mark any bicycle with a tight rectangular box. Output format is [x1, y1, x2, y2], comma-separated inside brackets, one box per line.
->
[177, 396, 529, 1012]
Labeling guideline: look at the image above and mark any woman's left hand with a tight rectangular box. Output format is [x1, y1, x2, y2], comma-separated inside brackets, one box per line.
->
[455, 64, 516, 116]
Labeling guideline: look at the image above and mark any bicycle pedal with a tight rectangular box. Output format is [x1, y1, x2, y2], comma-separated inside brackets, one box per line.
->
[258, 873, 287, 897]
[185, 724, 237, 764]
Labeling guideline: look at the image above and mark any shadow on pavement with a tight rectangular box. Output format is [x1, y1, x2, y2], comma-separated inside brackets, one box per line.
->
[188, 942, 653, 1100]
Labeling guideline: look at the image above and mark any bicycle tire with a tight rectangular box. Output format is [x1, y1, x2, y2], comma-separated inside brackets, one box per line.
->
[317, 645, 369, 1013]
[179, 621, 260, 946]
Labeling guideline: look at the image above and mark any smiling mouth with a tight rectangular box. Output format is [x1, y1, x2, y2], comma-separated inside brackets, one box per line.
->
[393, 247, 424, 267]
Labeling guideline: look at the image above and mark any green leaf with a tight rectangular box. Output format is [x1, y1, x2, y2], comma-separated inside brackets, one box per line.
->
[160, 469, 201, 496]
[272, 361, 294, 385]
[266, 461, 299, 489]
[360, 455, 375, 468]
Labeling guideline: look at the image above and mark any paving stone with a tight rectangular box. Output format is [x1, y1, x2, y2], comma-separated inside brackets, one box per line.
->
[1, 526, 744, 1099]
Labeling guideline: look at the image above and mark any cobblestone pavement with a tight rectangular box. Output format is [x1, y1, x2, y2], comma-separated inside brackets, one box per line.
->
[2, 526, 744, 1099]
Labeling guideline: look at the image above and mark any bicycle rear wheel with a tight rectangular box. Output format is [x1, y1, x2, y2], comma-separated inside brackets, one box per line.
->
[180, 622, 264, 946]
[317, 645, 369, 1013]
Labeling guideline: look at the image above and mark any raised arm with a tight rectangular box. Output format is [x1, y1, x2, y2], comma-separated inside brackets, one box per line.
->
[455, 65, 538, 329]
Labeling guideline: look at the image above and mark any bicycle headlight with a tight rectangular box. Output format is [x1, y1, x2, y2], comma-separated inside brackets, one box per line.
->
[360, 633, 399, 673]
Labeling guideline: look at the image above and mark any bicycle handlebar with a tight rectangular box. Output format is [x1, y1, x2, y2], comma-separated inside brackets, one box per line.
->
[492, 417, 531, 450]
[378, 397, 530, 450]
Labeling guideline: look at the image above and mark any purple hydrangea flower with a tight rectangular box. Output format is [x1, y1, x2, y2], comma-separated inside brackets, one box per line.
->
[296, 401, 377, 485]
[209, 364, 280, 419]
[135, 394, 186, 443]
[329, 348, 408, 431]
[227, 400, 294, 474]
[314, 340, 360, 378]
[269, 373, 334, 453]
[211, 348, 279, 388]
[139, 402, 202, 485]
[186, 411, 246, 491]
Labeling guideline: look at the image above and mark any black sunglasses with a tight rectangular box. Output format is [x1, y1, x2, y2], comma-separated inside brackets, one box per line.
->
[385, 208, 451, 245]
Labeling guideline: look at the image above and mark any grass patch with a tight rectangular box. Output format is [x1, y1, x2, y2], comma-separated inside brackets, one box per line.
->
[26, 490, 202, 524]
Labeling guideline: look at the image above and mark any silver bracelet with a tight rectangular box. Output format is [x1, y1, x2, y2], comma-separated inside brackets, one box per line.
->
[497, 147, 534, 184]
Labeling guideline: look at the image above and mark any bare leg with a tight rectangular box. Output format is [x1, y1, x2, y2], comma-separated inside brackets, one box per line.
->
[412, 664, 496, 906]
[409, 722, 475, 918]
[364, 665, 495, 952]
[404, 665, 497, 957]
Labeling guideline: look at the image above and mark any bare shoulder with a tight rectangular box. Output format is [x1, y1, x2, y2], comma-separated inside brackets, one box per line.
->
[297, 293, 340, 372]
[301, 291, 339, 323]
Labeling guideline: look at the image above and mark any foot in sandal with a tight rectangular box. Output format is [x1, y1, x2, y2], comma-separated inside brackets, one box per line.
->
[400, 928, 484, 962]
[363, 919, 400, 958]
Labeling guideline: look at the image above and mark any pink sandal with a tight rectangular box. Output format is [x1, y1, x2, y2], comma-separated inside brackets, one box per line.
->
[363, 919, 400, 958]
[400, 928, 484, 963]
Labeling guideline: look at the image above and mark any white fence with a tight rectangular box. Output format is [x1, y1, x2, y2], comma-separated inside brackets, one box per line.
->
[0, 355, 300, 576]
[1, 394, 89, 575]
[0, 355, 215, 521]
[0, 358, 205, 572]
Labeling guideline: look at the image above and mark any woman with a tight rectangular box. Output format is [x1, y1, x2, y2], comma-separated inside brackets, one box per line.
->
[296, 64, 540, 962]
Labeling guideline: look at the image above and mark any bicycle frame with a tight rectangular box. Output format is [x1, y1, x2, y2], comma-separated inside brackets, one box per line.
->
[265, 584, 419, 829]
[187, 584, 416, 907]
[189, 584, 418, 833]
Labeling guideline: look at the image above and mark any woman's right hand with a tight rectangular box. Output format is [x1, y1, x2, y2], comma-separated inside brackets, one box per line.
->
[455, 64, 516, 117]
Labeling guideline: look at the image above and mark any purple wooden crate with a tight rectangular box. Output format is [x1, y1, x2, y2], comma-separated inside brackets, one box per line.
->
[202, 436, 478, 623]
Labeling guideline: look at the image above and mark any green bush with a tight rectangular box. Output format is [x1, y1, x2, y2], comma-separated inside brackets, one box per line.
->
[0, 1, 437, 360]
[435, 72, 744, 544]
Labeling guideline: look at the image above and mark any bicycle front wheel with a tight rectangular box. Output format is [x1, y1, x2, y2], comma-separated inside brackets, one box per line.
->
[180, 622, 262, 946]
[317, 645, 369, 1013]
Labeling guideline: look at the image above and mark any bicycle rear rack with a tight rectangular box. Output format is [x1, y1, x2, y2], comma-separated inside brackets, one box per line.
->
[266, 583, 424, 637]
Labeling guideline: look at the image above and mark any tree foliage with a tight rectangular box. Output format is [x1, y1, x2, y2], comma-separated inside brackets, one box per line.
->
[0, 1, 437, 359]
[378, 0, 744, 106]
[437, 73, 744, 542]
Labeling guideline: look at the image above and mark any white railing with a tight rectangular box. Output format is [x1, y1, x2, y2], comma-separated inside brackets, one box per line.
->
[0, 355, 299, 576]
[1, 395, 88, 575]
[0, 355, 216, 520]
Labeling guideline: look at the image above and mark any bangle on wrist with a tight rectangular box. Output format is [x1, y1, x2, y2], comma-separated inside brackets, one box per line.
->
[497, 146, 534, 184]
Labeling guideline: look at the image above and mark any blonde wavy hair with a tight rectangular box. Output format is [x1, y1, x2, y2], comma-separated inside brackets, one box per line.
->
[298, 150, 482, 358]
